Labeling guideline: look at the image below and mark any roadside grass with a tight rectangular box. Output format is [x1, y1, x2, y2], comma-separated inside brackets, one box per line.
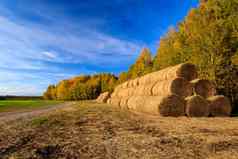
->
[0, 100, 63, 113]
[31, 117, 49, 126]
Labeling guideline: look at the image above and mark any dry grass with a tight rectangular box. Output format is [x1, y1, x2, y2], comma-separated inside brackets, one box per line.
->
[1, 101, 238, 159]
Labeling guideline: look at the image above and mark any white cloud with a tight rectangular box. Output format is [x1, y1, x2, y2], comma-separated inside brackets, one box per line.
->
[0, 4, 143, 96]
[42, 51, 57, 60]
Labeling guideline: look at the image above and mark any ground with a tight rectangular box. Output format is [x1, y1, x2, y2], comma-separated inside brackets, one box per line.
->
[1, 101, 238, 159]
[0, 100, 62, 113]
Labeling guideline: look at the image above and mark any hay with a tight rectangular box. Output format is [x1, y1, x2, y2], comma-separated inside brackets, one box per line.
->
[96, 92, 110, 103]
[176, 63, 198, 81]
[190, 79, 216, 98]
[158, 94, 186, 117]
[127, 96, 142, 111]
[121, 81, 129, 89]
[152, 77, 192, 97]
[132, 78, 139, 87]
[133, 96, 160, 115]
[127, 95, 185, 116]
[207, 95, 231, 117]
[119, 97, 130, 110]
[134, 86, 146, 96]
[110, 91, 117, 98]
[138, 63, 198, 85]
[185, 95, 210, 117]
[107, 98, 112, 104]
[133, 84, 154, 96]
[116, 88, 134, 98]
[110, 98, 121, 107]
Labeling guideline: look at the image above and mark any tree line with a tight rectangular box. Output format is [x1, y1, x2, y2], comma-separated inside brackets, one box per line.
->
[43, 74, 117, 100]
[44, 0, 238, 112]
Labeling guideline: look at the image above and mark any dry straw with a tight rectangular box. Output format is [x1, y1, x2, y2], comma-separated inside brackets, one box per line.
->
[127, 96, 142, 111]
[119, 97, 130, 110]
[152, 77, 192, 97]
[128, 95, 185, 117]
[110, 98, 121, 107]
[138, 63, 198, 85]
[185, 95, 210, 117]
[158, 94, 186, 117]
[207, 95, 231, 117]
[190, 79, 216, 98]
[116, 88, 134, 98]
[133, 83, 154, 96]
[96, 92, 110, 103]
[107, 98, 111, 104]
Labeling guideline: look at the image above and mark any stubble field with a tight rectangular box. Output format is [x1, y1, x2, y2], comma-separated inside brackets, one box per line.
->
[1, 101, 238, 159]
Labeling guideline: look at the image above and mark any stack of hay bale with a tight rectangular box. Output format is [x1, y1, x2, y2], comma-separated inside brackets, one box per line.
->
[107, 63, 232, 117]
[96, 91, 110, 103]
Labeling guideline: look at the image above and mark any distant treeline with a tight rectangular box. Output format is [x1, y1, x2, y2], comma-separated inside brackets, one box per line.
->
[43, 0, 238, 113]
[0, 96, 42, 100]
[43, 74, 117, 101]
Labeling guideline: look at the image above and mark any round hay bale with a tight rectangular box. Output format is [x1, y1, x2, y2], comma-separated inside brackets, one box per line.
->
[121, 81, 129, 89]
[190, 79, 216, 98]
[110, 98, 121, 107]
[107, 98, 112, 104]
[119, 97, 130, 110]
[127, 96, 141, 111]
[132, 78, 139, 87]
[116, 88, 134, 98]
[176, 63, 198, 81]
[207, 95, 231, 117]
[127, 80, 133, 88]
[96, 92, 110, 103]
[134, 86, 146, 96]
[159, 94, 186, 117]
[143, 83, 155, 96]
[133, 84, 154, 96]
[137, 63, 198, 86]
[135, 96, 161, 115]
[152, 77, 192, 98]
[185, 95, 210, 117]
[128, 95, 185, 116]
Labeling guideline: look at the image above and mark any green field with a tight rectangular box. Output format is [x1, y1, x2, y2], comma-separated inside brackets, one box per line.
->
[0, 100, 63, 112]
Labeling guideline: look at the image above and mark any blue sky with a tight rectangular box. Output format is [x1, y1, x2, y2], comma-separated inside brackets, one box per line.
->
[0, 0, 198, 96]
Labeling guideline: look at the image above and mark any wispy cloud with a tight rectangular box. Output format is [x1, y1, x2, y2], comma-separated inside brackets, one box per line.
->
[0, 2, 144, 95]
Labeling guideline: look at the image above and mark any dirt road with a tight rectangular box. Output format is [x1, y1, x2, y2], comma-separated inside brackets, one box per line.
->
[0, 102, 74, 123]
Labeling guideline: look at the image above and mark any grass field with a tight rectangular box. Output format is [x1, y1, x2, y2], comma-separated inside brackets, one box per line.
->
[1, 101, 238, 158]
[0, 100, 63, 112]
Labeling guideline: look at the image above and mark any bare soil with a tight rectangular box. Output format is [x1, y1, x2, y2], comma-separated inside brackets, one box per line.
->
[1, 101, 238, 159]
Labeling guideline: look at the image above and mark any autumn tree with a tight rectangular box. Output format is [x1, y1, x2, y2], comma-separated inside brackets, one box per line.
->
[153, 0, 238, 111]
[43, 85, 56, 100]
[46, 73, 117, 101]
[56, 80, 71, 100]
[118, 72, 129, 84]
[127, 48, 153, 79]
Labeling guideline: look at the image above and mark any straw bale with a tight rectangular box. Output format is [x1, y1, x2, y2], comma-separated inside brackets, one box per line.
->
[207, 95, 231, 117]
[185, 95, 210, 117]
[138, 63, 198, 85]
[128, 95, 185, 117]
[110, 98, 121, 107]
[190, 79, 216, 98]
[152, 77, 192, 97]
